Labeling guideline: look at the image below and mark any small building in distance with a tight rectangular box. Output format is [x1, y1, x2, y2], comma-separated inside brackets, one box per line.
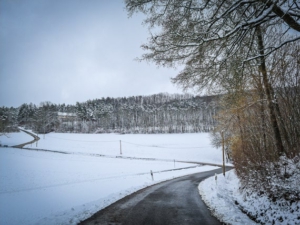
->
[57, 112, 77, 122]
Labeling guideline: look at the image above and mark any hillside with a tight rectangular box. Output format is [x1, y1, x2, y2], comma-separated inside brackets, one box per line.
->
[1, 93, 219, 134]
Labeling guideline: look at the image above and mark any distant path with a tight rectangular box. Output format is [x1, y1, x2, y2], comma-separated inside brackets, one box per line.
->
[79, 168, 231, 225]
[12, 129, 40, 148]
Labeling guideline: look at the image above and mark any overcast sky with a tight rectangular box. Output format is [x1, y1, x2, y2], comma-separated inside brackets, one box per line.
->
[0, 0, 186, 107]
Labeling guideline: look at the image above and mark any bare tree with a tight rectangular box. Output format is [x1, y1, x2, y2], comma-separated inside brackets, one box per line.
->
[125, 0, 300, 156]
[125, 0, 300, 70]
[34, 102, 58, 137]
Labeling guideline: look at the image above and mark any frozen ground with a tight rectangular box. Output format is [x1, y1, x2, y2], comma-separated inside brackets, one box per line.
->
[199, 170, 300, 225]
[0, 132, 220, 225]
[199, 170, 258, 225]
[22, 132, 223, 164]
[0, 131, 33, 146]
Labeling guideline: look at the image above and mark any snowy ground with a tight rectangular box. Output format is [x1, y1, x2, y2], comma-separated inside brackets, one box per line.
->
[199, 170, 300, 225]
[0, 131, 222, 225]
[0, 131, 33, 146]
[199, 170, 258, 225]
[24, 132, 223, 164]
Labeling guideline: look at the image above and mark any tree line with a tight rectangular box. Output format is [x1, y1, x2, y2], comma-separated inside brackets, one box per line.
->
[0, 93, 218, 135]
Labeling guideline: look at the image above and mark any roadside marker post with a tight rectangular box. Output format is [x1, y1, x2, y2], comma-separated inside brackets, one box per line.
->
[36, 134, 39, 147]
[150, 170, 154, 181]
[120, 140, 122, 155]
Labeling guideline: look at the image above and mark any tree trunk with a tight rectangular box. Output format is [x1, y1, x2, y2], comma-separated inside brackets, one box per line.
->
[256, 26, 285, 156]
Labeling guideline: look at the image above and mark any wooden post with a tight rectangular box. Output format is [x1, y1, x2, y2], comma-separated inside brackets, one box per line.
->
[120, 140, 122, 155]
[150, 170, 154, 181]
[222, 130, 225, 176]
[215, 173, 218, 185]
[174, 159, 175, 168]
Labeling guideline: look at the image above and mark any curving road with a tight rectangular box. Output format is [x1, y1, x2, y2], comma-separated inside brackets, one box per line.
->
[12, 128, 40, 148]
[79, 168, 230, 225]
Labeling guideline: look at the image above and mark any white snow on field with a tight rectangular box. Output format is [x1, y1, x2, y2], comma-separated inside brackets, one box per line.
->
[24, 132, 223, 164]
[0, 132, 221, 225]
[0, 131, 33, 146]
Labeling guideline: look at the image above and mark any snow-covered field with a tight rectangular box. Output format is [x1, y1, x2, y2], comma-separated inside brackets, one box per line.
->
[0, 131, 33, 146]
[0, 131, 221, 225]
[2, 131, 297, 225]
[25, 132, 223, 163]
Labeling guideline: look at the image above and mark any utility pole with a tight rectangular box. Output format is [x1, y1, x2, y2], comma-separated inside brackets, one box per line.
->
[120, 140, 122, 155]
[222, 130, 225, 176]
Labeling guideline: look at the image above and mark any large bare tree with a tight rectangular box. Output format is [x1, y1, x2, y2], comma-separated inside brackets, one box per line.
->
[125, 0, 300, 68]
[125, 0, 300, 156]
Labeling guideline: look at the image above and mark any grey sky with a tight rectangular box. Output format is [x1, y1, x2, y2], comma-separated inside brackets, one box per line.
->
[0, 0, 184, 107]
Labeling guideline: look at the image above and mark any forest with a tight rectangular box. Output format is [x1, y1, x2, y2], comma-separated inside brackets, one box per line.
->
[0, 93, 218, 134]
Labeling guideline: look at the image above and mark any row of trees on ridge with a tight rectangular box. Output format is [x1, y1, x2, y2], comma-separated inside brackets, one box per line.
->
[0, 93, 218, 134]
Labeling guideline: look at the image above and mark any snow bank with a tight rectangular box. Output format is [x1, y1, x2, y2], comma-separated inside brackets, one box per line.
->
[199, 170, 300, 225]
[199, 170, 257, 225]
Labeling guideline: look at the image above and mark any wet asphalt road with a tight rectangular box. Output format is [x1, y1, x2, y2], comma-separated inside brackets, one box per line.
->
[79, 168, 229, 225]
